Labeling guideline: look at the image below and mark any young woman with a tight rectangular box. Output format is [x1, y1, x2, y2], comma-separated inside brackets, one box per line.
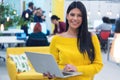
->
[49, 1, 103, 80]
[51, 15, 66, 34]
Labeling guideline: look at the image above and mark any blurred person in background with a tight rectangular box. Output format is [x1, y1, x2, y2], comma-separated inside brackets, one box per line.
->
[96, 16, 112, 34]
[22, 2, 34, 21]
[95, 16, 112, 41]
[21, 2, 34, 36]
[51, 15, 66, 34]
[110, 18, 120, 63]
[34, 8, 46, 22]
[26, 23, 49, 46]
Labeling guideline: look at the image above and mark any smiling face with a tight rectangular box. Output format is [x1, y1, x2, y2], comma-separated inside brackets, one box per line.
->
[66, 8, 82, 30]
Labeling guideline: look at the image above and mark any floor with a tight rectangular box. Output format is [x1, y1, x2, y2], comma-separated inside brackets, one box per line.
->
[0, 50, 120, 80]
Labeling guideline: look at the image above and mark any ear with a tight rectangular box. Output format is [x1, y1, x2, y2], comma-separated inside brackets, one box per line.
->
[66, 14, 69, 20]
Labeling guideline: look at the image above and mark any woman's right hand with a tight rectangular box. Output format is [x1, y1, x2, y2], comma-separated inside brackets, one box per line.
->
[63, 64, 77, 72]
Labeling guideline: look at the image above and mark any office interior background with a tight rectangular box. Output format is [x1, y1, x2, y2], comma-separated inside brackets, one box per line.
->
[2, 0, 120, 32]
[0, 0, 120, 80]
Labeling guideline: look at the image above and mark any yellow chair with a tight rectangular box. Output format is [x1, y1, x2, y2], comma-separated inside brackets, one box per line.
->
[6, 47, 50, 80]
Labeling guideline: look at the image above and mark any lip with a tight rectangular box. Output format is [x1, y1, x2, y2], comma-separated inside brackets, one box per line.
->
[71, 21, 79, 26]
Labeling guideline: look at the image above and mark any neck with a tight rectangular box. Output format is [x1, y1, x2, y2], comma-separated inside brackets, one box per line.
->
[66, 28, 77, 38]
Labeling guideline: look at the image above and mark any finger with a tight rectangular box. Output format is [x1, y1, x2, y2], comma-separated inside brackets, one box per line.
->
[64, 64, 72, 72]
[47, 72, 51, 75]
[43, 73, 47, 76]
[64, 68, 70, 72]
[47, 72, 53, 79]
[53, 74, 56, 78]
[69, 70, 75, 72]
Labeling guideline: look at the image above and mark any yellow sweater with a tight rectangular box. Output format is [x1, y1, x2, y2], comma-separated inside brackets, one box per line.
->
[50, 35, 103, 80]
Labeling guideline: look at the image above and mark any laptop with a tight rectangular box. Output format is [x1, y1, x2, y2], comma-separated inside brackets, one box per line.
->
[25, 52, 82, 78]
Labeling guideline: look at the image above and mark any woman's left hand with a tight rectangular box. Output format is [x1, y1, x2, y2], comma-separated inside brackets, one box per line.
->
[43, 72, 56, 79]
[63, 64, 77, 72]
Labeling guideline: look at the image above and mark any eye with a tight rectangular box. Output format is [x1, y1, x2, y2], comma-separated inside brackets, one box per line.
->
[70, 13, 75, 16]
[78, 14, 82, 17]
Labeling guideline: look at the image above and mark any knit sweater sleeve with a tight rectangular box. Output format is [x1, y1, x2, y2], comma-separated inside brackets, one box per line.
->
[49, 36, 59, 63]
[76, 35, 103, 76]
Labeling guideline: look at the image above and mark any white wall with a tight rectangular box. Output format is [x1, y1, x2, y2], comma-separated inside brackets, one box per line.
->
[65, 0, 120, 28]
[4, 0, 21, 15]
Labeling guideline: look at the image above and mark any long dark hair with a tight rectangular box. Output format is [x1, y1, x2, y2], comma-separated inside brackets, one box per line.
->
[66, 1, 95, 63]
[115, 18, 120, 33]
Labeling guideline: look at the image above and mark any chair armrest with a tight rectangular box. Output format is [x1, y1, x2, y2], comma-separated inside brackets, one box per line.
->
[6, 59, 17, 80]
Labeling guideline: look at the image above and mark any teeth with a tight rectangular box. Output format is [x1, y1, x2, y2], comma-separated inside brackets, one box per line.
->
[72, 21, 77, 23]
[71, 20, 78, 25]
[72, 22, 78, 25]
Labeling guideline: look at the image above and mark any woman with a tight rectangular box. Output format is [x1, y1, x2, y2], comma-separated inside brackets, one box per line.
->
[51, 15, 66, 34]
[26, 23, 49, 46]
[110, 18, 120, 63]
[49, 1, 103, 80]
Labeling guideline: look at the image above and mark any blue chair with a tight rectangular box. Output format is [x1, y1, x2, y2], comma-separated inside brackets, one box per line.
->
[15, 33, 27, 40]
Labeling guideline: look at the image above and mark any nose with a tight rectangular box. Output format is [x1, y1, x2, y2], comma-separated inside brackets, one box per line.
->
[73, 15, 78, 20]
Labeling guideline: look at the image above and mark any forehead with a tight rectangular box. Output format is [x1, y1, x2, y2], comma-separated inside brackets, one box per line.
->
[51, 19, 56, 21]
[68, 8, 81, 14]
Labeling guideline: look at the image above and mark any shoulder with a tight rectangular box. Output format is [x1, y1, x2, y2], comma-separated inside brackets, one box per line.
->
[57, 32, 66, 37]
[24, 9, 29, 13]
[90, 32, 98, 39]
[91, 32, 96, 36]
[34, 15, 37, 18]
[51, 32, 66, 40]
[59, 21, 66, 25]
[26, 9, 31, 12]
[59, 21, 65, 24]
[28, 33, 35, 38]
[40, 32, 47, 36]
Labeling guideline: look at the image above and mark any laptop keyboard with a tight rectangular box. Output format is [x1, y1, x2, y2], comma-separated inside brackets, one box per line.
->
[62, 72, 72, 76]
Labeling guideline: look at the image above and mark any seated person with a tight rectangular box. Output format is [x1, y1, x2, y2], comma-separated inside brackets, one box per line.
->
[96, 17, 112, 41]
[96, 16, 112, 34]
[51, 15, 66, 34]
[26, 23, 49, 46]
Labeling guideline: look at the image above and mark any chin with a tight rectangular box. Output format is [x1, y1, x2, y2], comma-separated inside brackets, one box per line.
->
[71, 25, 79, 29]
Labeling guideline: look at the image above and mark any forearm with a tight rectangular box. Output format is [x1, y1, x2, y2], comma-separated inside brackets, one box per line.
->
[76, 62, 103, 76]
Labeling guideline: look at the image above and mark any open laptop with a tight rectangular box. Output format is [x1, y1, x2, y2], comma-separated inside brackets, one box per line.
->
[25, 52, 82, 78]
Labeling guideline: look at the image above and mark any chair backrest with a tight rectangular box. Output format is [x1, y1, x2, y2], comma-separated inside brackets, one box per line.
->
[100, 30, 111, 40]
[26, 37, 49, 46]
[15, 33, 26, 40]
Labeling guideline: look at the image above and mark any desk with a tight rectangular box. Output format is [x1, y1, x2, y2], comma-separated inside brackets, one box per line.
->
[107, 37, 114, 61]
[0, 36, 25, 62]
[0, 29, 24, 36]
[0, 36, 25, 44]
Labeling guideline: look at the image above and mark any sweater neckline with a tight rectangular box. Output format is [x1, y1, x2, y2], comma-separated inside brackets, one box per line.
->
[56, 35, 77, 39]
